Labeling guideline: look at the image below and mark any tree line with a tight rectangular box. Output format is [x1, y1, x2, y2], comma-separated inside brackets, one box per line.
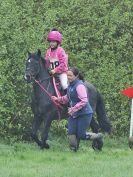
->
[0, 0, 132, 139]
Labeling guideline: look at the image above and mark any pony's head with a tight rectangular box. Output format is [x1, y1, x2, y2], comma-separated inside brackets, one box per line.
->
[24, 49, 45, 83]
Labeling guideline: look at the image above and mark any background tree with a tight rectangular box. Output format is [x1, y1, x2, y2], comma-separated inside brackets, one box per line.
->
[0, 0, 132, 139]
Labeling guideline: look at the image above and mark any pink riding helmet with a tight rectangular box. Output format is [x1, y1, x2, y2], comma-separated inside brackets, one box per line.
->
[47, 31, 62, 43]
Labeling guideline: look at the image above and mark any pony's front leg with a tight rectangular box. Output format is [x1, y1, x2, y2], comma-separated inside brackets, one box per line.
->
[41, 116, 53, 149]
[31, 114, 43, 147]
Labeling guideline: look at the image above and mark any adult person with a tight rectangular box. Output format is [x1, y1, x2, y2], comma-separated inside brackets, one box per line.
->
[52, 67, 103, 151]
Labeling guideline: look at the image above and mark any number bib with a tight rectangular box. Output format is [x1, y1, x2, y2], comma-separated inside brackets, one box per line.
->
[49, 58, 59, 70]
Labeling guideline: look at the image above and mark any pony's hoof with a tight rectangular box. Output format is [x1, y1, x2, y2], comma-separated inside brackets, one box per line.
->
[92, 138, 103, 151]
[31, 133, 42, 146]
[40, 142, 50, 149]
[70, 146, 77, 152]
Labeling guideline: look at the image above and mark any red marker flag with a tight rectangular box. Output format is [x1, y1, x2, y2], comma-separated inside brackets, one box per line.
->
[121, 86, 133, 98]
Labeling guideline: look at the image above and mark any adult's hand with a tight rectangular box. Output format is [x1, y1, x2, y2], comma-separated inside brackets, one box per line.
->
[51, 96, 58, 101]
[68, 107, 74, 116]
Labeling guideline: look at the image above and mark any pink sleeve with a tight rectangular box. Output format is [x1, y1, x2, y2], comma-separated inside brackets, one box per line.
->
[57, 95, 69, 104]
[70, 84, 88, 114]
[54, 47, 68, 73]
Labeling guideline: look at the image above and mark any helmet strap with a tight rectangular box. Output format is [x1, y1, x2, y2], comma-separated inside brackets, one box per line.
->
[50, 43, 59, 51]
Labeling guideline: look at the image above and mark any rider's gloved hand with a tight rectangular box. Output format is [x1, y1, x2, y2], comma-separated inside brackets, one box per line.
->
[50, 69, 56, 75]
[48, 67, 55, 75]
[48, 67, 52, 75]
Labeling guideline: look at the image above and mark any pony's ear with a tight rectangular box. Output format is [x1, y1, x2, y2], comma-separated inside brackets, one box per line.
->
[27, 50, 31, 56]
[37, 49, 41, 57]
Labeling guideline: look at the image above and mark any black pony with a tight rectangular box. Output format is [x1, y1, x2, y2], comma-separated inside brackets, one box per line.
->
[24, 50, 111, 149]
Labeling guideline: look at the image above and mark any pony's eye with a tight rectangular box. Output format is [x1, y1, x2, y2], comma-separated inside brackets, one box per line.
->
[28, 59, 31, 62]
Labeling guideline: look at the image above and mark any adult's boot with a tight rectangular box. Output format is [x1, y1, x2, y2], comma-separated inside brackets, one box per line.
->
[86, 132, 103, 151]
[68, 134, 78, 152]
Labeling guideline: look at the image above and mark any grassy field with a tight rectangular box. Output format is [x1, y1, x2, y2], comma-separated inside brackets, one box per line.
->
[0, 136, 133, 177]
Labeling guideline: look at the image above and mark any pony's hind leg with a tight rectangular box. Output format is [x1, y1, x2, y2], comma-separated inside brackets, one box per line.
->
[31, 114, 43, 147]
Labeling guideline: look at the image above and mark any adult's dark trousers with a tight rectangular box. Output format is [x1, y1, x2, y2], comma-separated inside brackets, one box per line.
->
[68, 114, 92, 139]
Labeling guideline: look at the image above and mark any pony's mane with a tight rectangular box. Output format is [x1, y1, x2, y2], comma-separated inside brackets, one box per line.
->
[40, 56, 46, 66]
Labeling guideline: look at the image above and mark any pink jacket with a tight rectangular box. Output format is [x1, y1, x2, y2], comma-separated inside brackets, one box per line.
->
[56, 84, 88, 115]
[45, 47, 68, 73]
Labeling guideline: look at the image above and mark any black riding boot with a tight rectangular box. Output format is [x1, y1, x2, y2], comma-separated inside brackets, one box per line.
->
[64, 89, 67, 94]
[68, 134, 78, 152]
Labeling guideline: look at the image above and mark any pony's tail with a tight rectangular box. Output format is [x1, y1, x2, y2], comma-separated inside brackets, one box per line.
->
[96, 91, 112, 133]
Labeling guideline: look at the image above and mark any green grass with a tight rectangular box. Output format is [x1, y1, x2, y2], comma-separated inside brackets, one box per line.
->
[0, 136, 133, 177]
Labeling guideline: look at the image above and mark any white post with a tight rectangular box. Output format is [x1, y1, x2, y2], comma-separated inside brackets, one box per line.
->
[129, 99, 133, 137]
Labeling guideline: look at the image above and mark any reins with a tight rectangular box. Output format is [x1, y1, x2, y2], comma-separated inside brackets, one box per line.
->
[35, 79, 61, 120]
